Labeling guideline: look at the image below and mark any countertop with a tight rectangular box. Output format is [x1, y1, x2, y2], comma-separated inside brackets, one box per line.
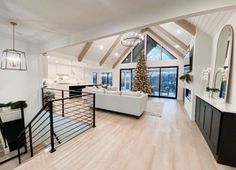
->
[196, 93, 236, 113]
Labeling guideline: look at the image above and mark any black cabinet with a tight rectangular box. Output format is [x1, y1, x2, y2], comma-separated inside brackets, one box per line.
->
[195, 96, 236, 167]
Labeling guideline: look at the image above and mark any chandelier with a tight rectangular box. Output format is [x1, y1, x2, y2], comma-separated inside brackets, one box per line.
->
[1, 22, 27, 71]
[121, 32, 144, 47]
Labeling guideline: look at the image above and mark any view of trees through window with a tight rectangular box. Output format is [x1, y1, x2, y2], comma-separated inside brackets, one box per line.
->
[101, 72, 112, 86]
[120, 67, 178, 98]
[122, 34, 176, 63]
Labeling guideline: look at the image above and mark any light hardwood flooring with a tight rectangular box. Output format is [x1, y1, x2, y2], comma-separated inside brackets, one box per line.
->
[1, 98, 236, 170]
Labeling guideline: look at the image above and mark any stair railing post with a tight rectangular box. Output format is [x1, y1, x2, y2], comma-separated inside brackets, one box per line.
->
[62, 90, 64, 117]
[29, 124, 33, 157]
[49, 101, 56, 153]
[93, 93, 96, 128]
[16, 139, 21, 164]
[42, 88, 44, 106]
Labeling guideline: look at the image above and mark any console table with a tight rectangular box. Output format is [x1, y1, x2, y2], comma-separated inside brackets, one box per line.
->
[195, 95, 236, 167]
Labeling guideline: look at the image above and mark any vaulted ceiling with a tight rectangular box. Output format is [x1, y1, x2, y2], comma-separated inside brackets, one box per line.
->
[0, 0, 236, 49]
[49, 8, 236, 69]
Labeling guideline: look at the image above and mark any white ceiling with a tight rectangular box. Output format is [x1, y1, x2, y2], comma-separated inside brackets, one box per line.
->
[0, 0, 236, 49]
[187, 9, 236, 36]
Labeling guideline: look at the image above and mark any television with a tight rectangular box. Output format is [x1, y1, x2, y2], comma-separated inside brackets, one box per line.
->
[184, 46, 193, 73]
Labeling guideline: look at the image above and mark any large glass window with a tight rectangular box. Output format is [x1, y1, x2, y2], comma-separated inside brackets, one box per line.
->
[92, 72, 97, 84]
[101, 72, 112, 86]
[122, 52, 132, 63]
[160, 67, 178, 98]
[162, 48, 176, 60]
[121, 34, 177, 63]
[132, 41, 144, 62]
[120, 67, 178, 99]
[146, 35, 161, 61]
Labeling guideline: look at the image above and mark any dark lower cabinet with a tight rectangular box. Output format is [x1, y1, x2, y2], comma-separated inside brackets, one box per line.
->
[195, 96, 236, 167]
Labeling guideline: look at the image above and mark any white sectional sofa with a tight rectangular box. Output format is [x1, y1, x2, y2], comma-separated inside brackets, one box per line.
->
[82, 87, 148, 117]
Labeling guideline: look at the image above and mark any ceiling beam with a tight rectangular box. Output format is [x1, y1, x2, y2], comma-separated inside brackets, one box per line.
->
[78, 41, 93, 62]
[112, 29, 147, 69]
[174, 19, 196, 36]
[112, 47, 131, 69]
[146, 28, 184, 58]
[99, 35, 122, 66]
[155, 25, 188, 51]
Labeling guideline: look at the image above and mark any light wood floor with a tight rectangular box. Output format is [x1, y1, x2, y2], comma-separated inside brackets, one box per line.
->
[1, 98, 236, 170]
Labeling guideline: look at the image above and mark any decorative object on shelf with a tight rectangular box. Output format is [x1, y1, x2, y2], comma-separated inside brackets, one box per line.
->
[213, 25, 233, 102]
[132, 52, 151, 94]
[1, 22, 27, 71]
[201, 67, 211, 87]
[179, 73, 192, 83]
[121, 32, 144, 47]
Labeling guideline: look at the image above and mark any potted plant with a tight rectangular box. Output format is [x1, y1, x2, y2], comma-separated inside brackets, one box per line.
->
[43, 91, 55, 105]
[179, 73, 192, 83]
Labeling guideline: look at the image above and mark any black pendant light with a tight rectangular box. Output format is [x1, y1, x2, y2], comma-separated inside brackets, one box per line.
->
[1, 22, 27, 71]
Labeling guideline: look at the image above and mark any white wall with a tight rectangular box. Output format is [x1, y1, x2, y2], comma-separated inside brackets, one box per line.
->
[210, 12, 236, 104]
[0, 35, 42, 124]
[184, 29, 212, 120]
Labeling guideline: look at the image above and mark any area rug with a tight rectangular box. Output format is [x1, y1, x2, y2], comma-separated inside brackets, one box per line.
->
[144, 100, 164, 117]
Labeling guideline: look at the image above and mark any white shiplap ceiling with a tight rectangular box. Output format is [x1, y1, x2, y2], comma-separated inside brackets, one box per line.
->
[187, 9, 236, 36]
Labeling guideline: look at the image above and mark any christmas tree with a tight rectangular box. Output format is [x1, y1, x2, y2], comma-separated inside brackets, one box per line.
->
[132, 52, 152, 94]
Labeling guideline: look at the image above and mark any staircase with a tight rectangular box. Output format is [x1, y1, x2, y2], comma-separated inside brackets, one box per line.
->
[1, 88, 95, 165]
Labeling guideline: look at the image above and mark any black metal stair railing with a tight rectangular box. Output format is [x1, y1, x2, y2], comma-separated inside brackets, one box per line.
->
[16, 88, 95, 164]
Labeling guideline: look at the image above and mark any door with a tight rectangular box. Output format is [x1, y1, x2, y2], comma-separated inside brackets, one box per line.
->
[120, 69, 132, 91]
[159, 67, 178, 99]
[148, 68, 160, 96]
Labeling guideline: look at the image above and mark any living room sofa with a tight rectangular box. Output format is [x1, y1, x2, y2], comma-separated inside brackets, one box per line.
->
[82, 87, 148, 117]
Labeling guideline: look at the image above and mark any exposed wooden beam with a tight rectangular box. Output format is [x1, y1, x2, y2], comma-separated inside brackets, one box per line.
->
[155, 25, 188, 51]
[112, 47, 131, 69]
[174, 19, 196, 36]
[112, 29, 147, 69]
[99, 35, 122, 66]
[78, 41, 93, 62]
[146, 28, 184, 58]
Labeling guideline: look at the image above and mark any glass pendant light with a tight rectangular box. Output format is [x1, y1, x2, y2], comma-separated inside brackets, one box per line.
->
[1, 22, 27, 71]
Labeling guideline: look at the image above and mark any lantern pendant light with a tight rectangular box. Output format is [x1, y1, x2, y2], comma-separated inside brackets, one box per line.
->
[1, 22, 27, 71]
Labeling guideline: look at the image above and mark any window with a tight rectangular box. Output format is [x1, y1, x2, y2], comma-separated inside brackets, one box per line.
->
[120, 67, 178, 99]
[122, 53, 132, 63]
[146, 35, 161, 61]
[121, 34, 177, 64]
[101, 72, 112, 86]
[92, 72, 97, 84]
[132, 41, 144, 62]
[161, 48, 176, 60]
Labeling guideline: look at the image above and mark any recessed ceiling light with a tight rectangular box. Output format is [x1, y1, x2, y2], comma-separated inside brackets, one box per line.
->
[175, 45, 179, 48]
[55, 61, 59, 63]
[99, 45, 104, 50]
[115, 52, 119, 57]
[177, 30, 181, 34]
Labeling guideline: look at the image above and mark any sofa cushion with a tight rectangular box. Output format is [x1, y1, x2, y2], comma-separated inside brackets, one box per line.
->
[92, 89, 105, 93]
[121, 91, 141, 97]
[106, 90, 120, 95]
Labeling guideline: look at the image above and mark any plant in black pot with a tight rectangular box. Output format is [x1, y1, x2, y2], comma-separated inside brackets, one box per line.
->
[43, 91, 55, 105]
[179, 73, 192, 83]
[10, 101, 27, 109]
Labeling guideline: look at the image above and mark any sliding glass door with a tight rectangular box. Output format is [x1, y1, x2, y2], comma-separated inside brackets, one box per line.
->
[120, 69, 132, 91]
[120, 67, 178, 99]
[148, 68, 160, 96]
[159, 67, 178, 98]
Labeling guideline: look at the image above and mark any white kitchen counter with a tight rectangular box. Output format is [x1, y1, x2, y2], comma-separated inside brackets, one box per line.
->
[196, 93, 236, 113]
